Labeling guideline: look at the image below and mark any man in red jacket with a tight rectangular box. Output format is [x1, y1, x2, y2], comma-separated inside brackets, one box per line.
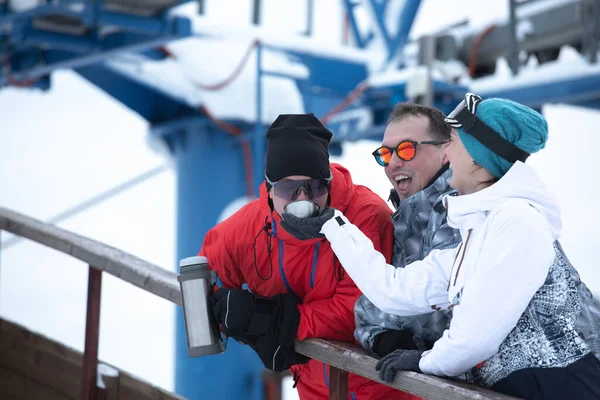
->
[201, 113, 417, 399]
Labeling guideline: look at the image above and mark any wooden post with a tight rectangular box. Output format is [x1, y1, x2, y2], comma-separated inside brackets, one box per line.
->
[81, 267, 102, 400]
[97, 367, 120, 400]
[328, 366, 349, 400]
[263, 370, 284, 400]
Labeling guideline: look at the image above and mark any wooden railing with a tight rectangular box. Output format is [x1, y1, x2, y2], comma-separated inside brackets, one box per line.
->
[0, 207, 518, 400]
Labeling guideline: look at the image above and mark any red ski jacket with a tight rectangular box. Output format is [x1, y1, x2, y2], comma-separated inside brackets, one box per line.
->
[201, 163, 418, 400]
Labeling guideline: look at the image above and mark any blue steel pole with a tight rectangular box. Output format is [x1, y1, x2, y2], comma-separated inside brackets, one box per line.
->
[341, 0, 366, 48]
[386, 0, 421, 62]
[253, 41, 266, 195]
[172, 123, 264, 400]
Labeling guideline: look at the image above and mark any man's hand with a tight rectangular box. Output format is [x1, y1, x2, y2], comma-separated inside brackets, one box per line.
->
[238, 335, 310, 372]
[373, 329, 432, 356]
[210, 288, 301, 346]
[375, 349, 423, 382]
[210, 288, 255, 337]
[280, 207, 336, 240]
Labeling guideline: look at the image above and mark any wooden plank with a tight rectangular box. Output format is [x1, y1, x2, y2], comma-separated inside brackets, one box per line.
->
[0, 364, 74, 400]
[119, 372, 187, 400]
[295, 339, 520, 400]
[0, 319, 83, 365]
[99, 366, 120, 400]
[25, 376, 73, 400]
[0, 320, 83, 399]
[0, 319, 184, 400]
[0, 328, 83, 399]
[328, 366, 349, 400]
[0, 207, 181, 305]
[0, 365, 27, 399]
[103, 377, 120, 400]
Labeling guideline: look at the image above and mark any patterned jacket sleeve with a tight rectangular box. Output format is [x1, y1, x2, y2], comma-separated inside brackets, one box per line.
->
[353, 216, 460, 352]
[354, 295, 388, 352]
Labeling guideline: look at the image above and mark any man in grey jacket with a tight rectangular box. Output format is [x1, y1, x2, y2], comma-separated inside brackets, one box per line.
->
[356, 102, 600, 359]
[355, 103, 460, 356]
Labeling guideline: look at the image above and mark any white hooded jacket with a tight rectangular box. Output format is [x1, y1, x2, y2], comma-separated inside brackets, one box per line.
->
[321, 162, 589, 384]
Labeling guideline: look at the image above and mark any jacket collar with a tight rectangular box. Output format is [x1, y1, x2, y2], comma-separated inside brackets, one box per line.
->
[389, 163, 451, 210]
[444, 162, 562, 238]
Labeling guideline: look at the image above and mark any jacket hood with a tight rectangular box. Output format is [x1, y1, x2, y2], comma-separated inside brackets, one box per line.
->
[259, 162, 356, 242]
[445, 161, 562, 239]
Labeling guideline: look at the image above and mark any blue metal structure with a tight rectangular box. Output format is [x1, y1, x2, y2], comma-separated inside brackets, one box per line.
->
[1, 0, 599, 399]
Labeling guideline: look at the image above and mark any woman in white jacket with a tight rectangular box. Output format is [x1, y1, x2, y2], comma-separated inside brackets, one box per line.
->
[282, 94, 600, 399]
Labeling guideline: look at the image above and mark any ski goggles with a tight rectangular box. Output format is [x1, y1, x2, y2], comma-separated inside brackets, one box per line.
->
[445, 93, 529, 163]
[266, 175, 331, 201]
[372, 140, 449, 166]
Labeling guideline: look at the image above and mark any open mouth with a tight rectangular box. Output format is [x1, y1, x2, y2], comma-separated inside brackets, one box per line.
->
[394, 174, 412, 193]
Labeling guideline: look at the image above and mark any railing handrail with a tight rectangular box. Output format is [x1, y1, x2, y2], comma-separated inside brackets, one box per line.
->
[0, 206, 181, 305]
[0, 206, 517, 400]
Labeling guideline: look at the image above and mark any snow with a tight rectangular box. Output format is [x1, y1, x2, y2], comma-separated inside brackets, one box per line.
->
[168, 3, 371, 67]
[469, 46, 600, 94]
[8, 0, 38, 12]
[106, 37, 307, 124]
[427, 0, 578, 49]
[368, 64, 460, 88]
[0, 71, 177, 392]
[9, 0, 90, 14]
[97, 363, 119, 389]
[516, 0, 576, 19]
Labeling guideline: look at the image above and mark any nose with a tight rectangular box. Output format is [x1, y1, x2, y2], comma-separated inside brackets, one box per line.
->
[294, 187, 310, 200]
[388, 152, 406, 169]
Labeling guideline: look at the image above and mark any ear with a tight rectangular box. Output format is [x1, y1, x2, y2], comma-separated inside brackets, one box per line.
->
[442, 152, 449, 165]
[441, 145, 450, 165]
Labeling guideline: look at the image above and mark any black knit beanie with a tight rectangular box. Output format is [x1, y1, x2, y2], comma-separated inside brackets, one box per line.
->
[265, 113, 332, 182]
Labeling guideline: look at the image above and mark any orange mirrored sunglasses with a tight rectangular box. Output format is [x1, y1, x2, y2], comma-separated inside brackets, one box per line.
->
[372, 140, 449, 166]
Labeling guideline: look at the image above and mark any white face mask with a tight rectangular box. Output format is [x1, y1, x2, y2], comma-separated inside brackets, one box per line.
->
[284, 200, 320, 219]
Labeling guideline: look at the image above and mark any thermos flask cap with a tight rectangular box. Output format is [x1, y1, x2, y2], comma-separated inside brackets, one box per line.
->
[178, 256, 214, 283]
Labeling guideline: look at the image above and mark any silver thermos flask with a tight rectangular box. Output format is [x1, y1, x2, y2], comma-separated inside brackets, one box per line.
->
[178, 256, 226, 357]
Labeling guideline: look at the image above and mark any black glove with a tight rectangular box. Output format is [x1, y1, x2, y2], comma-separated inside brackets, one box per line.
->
[280, 207, 336, 240]
[237, 335, 310, 372]
[375, 349, 423, 382]
[210, 288, 300, 346]
[373, 330, 433, 356]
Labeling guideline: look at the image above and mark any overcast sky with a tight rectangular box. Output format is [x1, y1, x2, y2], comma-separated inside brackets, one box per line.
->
[1, 0, 599, 397]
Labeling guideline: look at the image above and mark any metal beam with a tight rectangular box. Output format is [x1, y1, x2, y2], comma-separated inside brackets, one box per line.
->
[5, 20, 190, 83]
[0, 4, 81, 28]
[366, 0, 421, 63]
[387, 0, 421, 63]
[507, 0, 520, 75]
[341, 0, 366, 48]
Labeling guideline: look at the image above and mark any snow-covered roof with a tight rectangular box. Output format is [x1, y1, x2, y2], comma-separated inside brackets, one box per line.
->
[106, 37, 307, 124]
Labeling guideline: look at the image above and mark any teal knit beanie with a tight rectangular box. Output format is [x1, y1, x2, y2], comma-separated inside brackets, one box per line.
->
[457, 98, 549, 178]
